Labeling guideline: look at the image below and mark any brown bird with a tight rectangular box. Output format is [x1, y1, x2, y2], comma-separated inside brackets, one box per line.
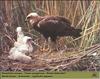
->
[25, 12, 82, 51]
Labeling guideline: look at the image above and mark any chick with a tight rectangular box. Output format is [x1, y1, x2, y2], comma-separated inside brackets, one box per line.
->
[8, 49, 32, 63]
[8, 36, 33, 63]
[14, 27, 24, 47]
[17, 36, 33, 54]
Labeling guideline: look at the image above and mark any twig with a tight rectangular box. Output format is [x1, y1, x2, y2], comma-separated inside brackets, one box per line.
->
[32, 41, 41, 48]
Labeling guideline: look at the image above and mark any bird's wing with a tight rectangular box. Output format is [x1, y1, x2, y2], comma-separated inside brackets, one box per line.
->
[37, 17, 72, 32]
[9, 47, 17, 54]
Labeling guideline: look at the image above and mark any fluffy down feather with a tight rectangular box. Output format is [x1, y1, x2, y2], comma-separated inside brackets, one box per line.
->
[8, 36, 33, 63]
[14, 27, 25, 47]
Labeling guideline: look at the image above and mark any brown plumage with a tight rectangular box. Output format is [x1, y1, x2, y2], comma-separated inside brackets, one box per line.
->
[25, 13, 82, 43]
[25, 13, 82, 52]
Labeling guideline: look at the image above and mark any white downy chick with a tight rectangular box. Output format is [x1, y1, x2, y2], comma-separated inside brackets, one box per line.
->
[8, 36, 33, 63]
[8, 49, 32, 63]
[14, 27, 24, 47]
[17, 36, 33, 54]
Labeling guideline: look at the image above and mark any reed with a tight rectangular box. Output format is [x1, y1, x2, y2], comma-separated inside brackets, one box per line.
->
[0, 0, 100, 54]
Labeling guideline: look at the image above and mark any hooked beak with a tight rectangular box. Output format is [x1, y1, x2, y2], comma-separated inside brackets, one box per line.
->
[25, 17, 28, 22]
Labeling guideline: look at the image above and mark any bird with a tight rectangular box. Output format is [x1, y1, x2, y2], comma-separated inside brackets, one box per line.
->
[14, 27, 33, 53]
[14, 27, 25, 47]
[16, 36, 33, 54]
[25, 12, 82, 51]
[8, 48, 32, 63]
[8, 36, 33, 63]
[14, 26, 40, 48]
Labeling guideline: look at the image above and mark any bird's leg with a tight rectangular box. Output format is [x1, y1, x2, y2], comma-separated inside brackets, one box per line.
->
[48, 37, 58, 52]
[51, 42, 57, 51]
[42, 40, 47, 51]
[43, 38, 59, 58]
[42, 38, 50, 52]
[47, 37, 52, 52]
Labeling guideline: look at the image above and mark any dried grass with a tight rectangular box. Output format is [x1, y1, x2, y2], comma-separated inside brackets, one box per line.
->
[0, 0, 100, 71]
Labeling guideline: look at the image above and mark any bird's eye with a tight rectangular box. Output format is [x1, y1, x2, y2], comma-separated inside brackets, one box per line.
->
[25, 17, 31, 22]
[27, 17, 31, 19]
[27, 39, 32, 42]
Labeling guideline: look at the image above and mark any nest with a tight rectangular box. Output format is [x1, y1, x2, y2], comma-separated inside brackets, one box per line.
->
[0, 43, 100, 71]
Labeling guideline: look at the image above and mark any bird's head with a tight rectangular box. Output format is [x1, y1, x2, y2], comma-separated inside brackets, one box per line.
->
[16, 27, 22, 33]
[25, 12, 39, 25]
[23, 36, 33, 44]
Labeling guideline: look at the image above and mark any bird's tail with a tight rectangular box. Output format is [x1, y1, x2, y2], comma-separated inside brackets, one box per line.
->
[71, 28, 82, 38]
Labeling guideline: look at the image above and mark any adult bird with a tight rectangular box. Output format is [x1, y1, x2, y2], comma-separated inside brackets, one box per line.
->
[25, 12, 82, 51]
[8, 36, 33, 63]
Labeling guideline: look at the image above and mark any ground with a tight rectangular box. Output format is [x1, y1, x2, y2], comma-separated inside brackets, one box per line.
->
[0, 41, 100, 71]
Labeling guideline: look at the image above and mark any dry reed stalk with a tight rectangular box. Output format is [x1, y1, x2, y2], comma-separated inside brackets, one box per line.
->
[0, 0, 100, 54]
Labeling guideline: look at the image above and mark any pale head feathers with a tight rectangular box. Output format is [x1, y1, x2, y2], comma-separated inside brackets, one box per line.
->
[25, 12, 39, 24]
[16, 27, 22, 32]
[23, 36, 32, 43]
[27, 12, 38, 18]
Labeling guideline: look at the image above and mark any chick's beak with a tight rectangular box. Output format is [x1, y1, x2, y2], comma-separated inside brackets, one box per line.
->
[27, 39, 32, 44]
[25, 18, 28, 22]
